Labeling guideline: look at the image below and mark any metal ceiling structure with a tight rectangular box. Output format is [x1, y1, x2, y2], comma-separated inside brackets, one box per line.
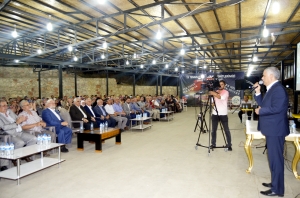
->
[0, 0, 299, 77]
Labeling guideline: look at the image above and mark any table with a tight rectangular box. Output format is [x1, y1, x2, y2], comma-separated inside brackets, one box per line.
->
[244, 120, 300, 179]
[0, 143, 65, 185]
[159, 111, 174, 122]
[292, 114, 300, 119]
[130, 117, 152, 132]
[77, 127, 121, 153]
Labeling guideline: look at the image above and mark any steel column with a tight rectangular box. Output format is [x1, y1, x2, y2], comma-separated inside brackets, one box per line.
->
[58, 65, 63, 98]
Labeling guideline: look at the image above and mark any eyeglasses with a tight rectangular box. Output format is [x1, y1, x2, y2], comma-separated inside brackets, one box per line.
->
[0, 105, 8, 107]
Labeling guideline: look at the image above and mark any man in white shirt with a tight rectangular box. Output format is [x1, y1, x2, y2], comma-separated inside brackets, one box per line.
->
[238, 95, 253, 123]
[105, 99, 127, 132]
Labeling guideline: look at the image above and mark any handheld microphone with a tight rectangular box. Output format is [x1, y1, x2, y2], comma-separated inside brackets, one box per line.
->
[250, 80, 263, 92]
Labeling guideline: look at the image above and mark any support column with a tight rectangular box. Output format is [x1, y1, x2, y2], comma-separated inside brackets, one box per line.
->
[293, 49, 298, 114]
[58, 65, 63, 98]
[74, 72, 77, 96]
[133, 74, 135, 96]
[106, 71, 109, 96]
[280, 60, 284, 82]
[160, 75, 162, 95]
[156, 76, 158, 95]
[177, 77, 179, 96]
[38, 71, 41, 99]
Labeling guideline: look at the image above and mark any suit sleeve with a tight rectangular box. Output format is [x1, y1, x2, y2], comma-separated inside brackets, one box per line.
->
[259, 86, 287, 116]
[42, 110, 60, 127]
[254, 94, 263, 106]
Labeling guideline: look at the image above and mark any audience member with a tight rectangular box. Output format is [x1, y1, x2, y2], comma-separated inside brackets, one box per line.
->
[93, 99, 116, 127]
[105, 99, 127, 132]
[42, 99, 72, 152]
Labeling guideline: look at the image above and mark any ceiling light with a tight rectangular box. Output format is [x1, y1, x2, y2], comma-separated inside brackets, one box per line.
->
[203, 65, 207, 69]
[126, 59, 129, 65]
[175, 67, 178, 72]
[152, 59, 156, 64]
[99, 0, 106, 4]
[73, 56, 78, 61]
[46, 15, 53, 31]
[273, 1, 280, 14]
[263, 26, 269, 37]
[101, 53, 105, 59]
[68, 45, 73, 52]
[140, 64, 144, 69]
[156, 29, 161, 39]
[165, 63, 169, 68]
[133, 52, 137, 59]
[195, 59, 199, 65]
[180, 48, 185, 55]
[37, 49, 42, 54]
[253, 56, 258, 62]
[103, 41, 107, 49]
[11, 24, 18, 38]
[181, 70, 184, 74]
[200, 74, 205, 79]
[15, 59, 19, 63]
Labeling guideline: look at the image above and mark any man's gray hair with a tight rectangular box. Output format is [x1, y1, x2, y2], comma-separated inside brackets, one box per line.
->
[265, 66, 280, 80]
[0, 99, 7, 104]
[45, 99, 55, 105]
[19, 100, 28, 108]
[73, 97, 81, 103]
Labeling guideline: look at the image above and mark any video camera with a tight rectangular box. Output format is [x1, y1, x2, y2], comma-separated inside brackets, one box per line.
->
[202, 75, 220, 91]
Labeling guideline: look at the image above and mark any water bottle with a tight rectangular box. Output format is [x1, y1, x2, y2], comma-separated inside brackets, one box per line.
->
[0, 142, 4, 156]
[80, 124, 84, 132]
[47, 134, 51, 145]
[292, 123, 296, 133]
[37, 134, 42, 145]
[9, 143, 14, 155]
[289, 120, 295, 133]
[5, 143, 9, 156]
[90, 122, 94, 131]
[105, 121, 108, 132]
[43, 133, 47, 145]
[100, 123, 103, 133]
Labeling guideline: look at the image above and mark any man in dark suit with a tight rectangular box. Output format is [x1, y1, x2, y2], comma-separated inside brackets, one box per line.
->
[93, 99, 116, 128]
[69, 97, 96, 130]
[254, 66, 289, 197]
[42, 99, 72, 153]
[83, 98, 101, 127]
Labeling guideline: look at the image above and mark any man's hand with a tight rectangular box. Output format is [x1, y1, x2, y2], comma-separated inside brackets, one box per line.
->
[253, 82, 261, 94]
[91, 117, 96, 122]
[61, 121, 68, 126]
[82, 118, 89, 123]
[16, 115, 27, 124]
[255, 106, 261, 115]
[101, 115, 105, 120]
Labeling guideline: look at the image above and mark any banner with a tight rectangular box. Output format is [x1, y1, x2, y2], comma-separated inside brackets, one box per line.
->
[180, 72, 244, 106]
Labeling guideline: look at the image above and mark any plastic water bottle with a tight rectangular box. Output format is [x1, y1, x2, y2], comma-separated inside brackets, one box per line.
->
[80, 124, 84, 132]
[47, 134, 51, 145]
[9, 143, 14, 155]
[292, 123, 296, 133]
[99, 123, 103, 133]
[90, 122, 94, 131]
[43, 133, 47, 145]
[37, 134, 42, 145]
[0, 142, 4, 156]
[105, 121, 108, 132]
[5, 143, 9, 156]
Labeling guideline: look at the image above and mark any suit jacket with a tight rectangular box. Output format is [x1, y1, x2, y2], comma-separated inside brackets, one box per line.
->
[69, 105, 91, 121]
[42, 108, 65, 133]
[254, 81, 289, 136]
[0, 109, 20, 136]
[122, 102, 132, 115]
[93, 105, 108, 117]
[83, 106, 96, 118]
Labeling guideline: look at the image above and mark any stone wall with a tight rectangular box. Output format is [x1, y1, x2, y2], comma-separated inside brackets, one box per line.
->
[0, 67, 178, 98]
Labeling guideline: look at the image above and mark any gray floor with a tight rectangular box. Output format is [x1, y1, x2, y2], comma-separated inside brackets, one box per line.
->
[0, 108, 299, 198]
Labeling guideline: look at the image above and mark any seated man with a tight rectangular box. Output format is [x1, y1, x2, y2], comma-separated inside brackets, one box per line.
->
[18, 100, 56, 156]
[131, 97, 150, 123]
[42, 99, 72, 153]
[93, 99, 116, 128]
[69, 97, 97, 130]
[0, 99, 37, 167]
[145, 96, 160, 121]
[113, 98, 130, 127]
[238, 95, 253, 123]
[122, 98, 137, 125]
[105, 99, 127, 132]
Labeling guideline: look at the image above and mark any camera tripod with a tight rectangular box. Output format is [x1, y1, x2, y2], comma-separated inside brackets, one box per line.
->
[194, 93, 229, 155]
[194, 92, 209, 134]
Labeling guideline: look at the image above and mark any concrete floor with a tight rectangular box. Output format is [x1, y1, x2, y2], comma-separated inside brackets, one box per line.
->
[0, 107, 299, 198]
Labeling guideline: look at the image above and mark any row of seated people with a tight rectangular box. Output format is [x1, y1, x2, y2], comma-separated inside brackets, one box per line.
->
[0, 94, 184, 171]
[0, 98, 73, 171]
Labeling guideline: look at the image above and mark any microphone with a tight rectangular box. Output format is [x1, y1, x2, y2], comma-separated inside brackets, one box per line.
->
[250, 80, 263, 92]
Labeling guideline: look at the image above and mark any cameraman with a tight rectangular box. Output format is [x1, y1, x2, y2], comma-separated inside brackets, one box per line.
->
[208, 80, 232, 151]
